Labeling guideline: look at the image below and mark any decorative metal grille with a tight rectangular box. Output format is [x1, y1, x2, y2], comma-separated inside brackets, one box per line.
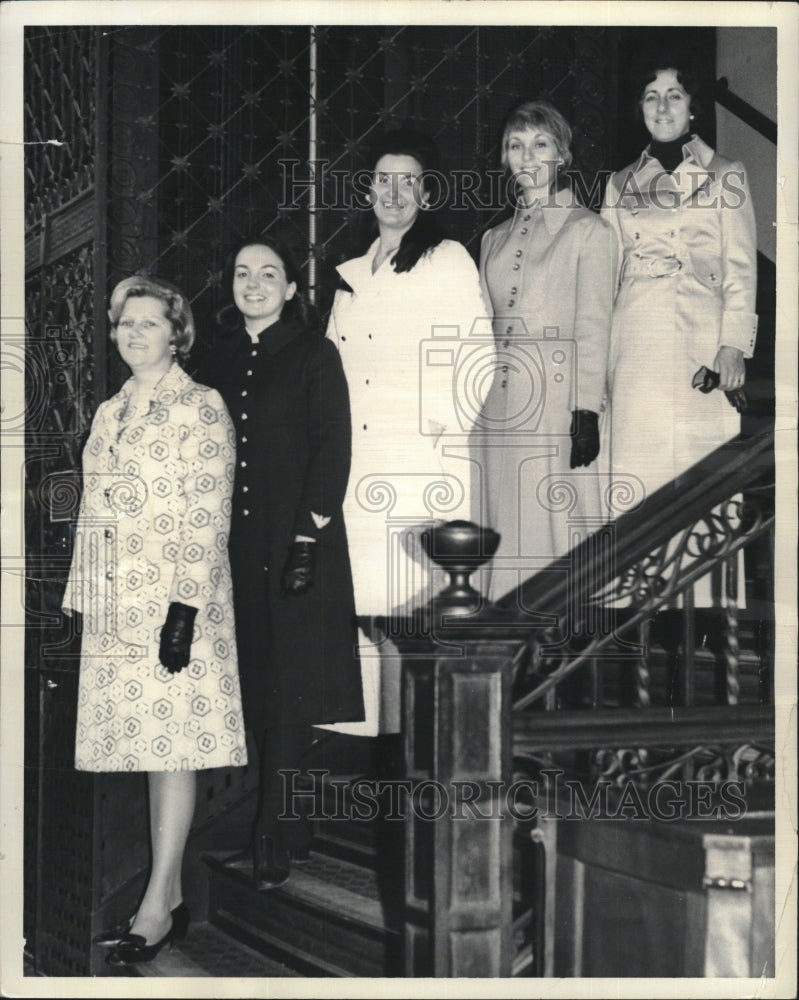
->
[24, 27, 97, 227]
[106, 26, 312, 339]
[102, 25, 611, 333]
[36, 673, 95, 975]
[23, 27, 99, 974]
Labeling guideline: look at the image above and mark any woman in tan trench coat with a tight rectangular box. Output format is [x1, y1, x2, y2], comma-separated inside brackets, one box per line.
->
[600, 58, 757, 504]
[600, 56, 757, 608]
[475, 100, 618, 602]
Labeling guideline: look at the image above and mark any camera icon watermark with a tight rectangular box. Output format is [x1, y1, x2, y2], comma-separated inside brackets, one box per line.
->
[419, 320, 578, 436]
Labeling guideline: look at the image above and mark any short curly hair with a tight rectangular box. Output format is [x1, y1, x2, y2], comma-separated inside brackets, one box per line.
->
[108, 276, 195, 363]
[633, 52, 703, 126]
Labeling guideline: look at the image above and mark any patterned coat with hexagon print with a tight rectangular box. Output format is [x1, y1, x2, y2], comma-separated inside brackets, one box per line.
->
[63, 363, 248, 772]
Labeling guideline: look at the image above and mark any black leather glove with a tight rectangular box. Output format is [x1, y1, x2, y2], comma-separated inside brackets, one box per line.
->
[281, 541, 317, 597]
[692, 366, 749, 413]
[159, 602, 198, 673]
[569, 409, 600, 469]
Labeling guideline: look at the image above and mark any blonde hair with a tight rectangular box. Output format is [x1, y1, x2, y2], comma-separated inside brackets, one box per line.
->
[500, 100, 573, 175]
[108, 276, 195, 363]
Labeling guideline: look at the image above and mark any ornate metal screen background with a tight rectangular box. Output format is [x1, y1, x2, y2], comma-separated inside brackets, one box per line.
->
[23, 26, 102, 974]
[104, 24, 612, 344]
[23, 23, 614, 974]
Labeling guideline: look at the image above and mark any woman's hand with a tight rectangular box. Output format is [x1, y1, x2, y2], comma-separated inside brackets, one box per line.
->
[569, 410, 600, 468]
[282, 540, 317, 596]
[713, 346, 746, 391]
[159, 602, 198, 673]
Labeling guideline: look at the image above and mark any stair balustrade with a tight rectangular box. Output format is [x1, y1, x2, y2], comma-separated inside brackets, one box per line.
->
[394, 429, 775, 977]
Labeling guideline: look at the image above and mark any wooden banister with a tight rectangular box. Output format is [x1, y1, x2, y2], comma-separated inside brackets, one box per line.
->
[713, 77, 777, 145]
[398, 428, 775, 977]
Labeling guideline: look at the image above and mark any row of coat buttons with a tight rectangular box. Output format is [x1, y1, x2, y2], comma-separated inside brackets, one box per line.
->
[239, 348, 258, 515]
[105, 524, 116, 576]
[508, 215, 530, 285]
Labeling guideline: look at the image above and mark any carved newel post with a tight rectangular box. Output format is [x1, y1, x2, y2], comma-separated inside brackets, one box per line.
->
[392, 520, 524, 978]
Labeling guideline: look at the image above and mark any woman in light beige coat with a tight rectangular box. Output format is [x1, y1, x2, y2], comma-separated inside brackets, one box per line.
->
[476, 100, 618, 602]
[601, 61, 757, 504]
[600, 58, 757, 608]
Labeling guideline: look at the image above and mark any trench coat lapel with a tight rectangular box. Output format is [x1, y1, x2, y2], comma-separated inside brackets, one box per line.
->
[670, 135, 719, 203]
[631, 134, 717, 206]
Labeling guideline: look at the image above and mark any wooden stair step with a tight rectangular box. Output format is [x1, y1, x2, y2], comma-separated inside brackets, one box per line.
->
[204, 848, 403, 976]
[130, 920, 300, 977]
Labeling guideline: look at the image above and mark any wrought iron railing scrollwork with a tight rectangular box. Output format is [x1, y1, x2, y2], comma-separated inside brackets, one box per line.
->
[502, 429, 775, 796]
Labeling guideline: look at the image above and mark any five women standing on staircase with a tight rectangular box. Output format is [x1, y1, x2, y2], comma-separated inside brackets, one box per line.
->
[74, 50, 760, 966]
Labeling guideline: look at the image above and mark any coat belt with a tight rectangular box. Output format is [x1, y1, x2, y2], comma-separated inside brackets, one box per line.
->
[621, 255, 686, 279]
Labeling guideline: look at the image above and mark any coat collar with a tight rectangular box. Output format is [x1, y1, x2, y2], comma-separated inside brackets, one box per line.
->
[253, 317, 305, 356]
[511, 185, 577, 236]
[335, 239, 382, 294]
[230, 317, 306, 356]
[117, 361, 189, 406]
[112, 362, 190, 429]
[625, 134, 719, 203]
[638, 133, 715, 171]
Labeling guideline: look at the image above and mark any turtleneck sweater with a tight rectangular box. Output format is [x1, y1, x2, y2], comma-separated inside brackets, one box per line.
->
[649, 132, 693, 174]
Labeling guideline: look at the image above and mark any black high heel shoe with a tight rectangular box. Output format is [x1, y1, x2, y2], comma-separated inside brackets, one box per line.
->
[106, 918, 176, 966]
[93, 913, 134, 948]
[253, 834, 290, 890]
[169, 901, 190, 940]
[94, 901, 190, 948]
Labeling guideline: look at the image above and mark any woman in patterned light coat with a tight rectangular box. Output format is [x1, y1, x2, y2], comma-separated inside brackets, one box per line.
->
[62, 276, 246, 964]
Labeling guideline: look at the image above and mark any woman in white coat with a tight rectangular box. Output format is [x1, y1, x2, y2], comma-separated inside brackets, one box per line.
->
[601, 56, 757, 607]
[63, 276, 246, 963]
[326, 128, 490, 733]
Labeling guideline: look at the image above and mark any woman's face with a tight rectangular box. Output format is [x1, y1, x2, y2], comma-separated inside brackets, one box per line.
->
[505, 128, 562, 197]
[641, 68, 692, 143]
[233, 244, 296, 331]
[370, 154, 427, 235]
[115, 295, 175, 378]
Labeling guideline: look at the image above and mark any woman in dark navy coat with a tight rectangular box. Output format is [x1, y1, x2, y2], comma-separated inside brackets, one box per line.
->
[198, 234, 363, 888]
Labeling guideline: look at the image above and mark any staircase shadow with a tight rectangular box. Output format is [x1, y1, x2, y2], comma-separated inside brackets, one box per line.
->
[304, 731, 407, 976]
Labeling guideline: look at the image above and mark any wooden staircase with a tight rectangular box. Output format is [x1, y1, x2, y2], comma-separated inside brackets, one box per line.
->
[117, 602, 771, 980]
[112, 432, 776, 980]
[124, 738, 538, 978]
[205, 843, 401, 976]
[107, 598, 770, 981]
[546, 606, 771, 712]
[123, 737, 405, 978]
[204, 759, 406, 978]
